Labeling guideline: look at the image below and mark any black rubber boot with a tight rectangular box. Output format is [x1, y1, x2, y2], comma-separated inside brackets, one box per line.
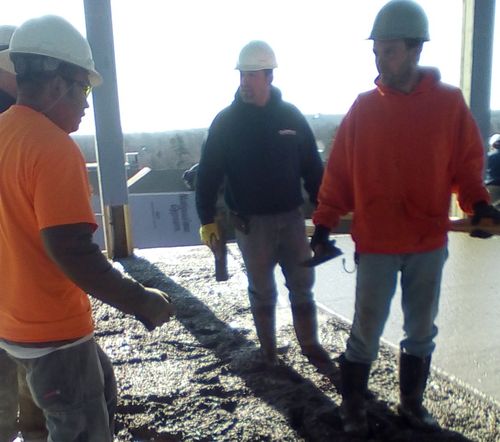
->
[291, 302, 334, 374]
[398, 353, 440, 431]
[250, 304, 278, 365]
[339, 354, 371, 437]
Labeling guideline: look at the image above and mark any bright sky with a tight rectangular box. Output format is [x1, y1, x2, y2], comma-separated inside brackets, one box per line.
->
[3, 1, 499, 134]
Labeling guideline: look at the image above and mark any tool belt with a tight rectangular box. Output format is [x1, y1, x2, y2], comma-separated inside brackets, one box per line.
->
[229, 211, 250, 235]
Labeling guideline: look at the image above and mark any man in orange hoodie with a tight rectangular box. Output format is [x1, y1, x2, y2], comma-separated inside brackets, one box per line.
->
[311, 0, 500, 437]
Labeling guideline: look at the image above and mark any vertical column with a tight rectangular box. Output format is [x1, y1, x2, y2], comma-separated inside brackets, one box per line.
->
[453, 0, 495, 218]
[461, 0, 496, 146]
[83, 0, 132, 258]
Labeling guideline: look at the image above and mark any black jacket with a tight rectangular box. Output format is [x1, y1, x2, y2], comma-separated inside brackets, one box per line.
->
[486, 149, 500, 186]
[196, 86, 323, 224]
[0, 89, 15, 113]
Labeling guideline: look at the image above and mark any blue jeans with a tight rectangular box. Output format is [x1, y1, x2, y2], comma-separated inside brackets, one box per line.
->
[12, 339, 117, 442]
[0, 350, 47, 442]
[235, 208, 315, 309]
[345, 246, 448, 364]
[0, 350, 18, 442]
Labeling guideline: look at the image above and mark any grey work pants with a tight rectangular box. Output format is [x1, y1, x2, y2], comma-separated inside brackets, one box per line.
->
[10, 339, 117, 442]
[235, 208, 315, 309]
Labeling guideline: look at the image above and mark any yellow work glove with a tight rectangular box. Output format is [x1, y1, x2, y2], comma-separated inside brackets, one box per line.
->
[199, 223, 220, 249]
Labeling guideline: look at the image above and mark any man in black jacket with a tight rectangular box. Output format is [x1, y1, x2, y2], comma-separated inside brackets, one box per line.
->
[486, 134, 500, 207]
[196, 40, 332, 372]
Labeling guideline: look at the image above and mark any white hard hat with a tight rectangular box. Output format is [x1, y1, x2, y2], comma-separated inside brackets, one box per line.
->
[0, 25, 16, 50]
[0, 15, 102, 86]
[236, 40, 277, 71]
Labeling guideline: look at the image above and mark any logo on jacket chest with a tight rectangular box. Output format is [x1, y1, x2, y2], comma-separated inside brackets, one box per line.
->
[278, 129, 297, 136]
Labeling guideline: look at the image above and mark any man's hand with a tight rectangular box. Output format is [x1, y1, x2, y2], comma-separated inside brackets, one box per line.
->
[470, 201, 500, 238]
[135, 288, 175, 331]
[310, 225, 331, 252]
[303, 224, 342, 267]
[199, 223, 220, 250]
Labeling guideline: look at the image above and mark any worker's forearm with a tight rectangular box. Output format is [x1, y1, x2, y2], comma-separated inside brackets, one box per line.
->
[59, 248, 147, 316]
[41, 224, 148, 316]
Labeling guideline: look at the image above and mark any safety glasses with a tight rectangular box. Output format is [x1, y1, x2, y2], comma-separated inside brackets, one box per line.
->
[60, 74, 92, 97]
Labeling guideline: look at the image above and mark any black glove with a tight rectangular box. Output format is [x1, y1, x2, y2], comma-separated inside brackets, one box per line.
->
[310, 225, 331, 251]
[470, 201, 500, 238]
[303, 224, 342, 267]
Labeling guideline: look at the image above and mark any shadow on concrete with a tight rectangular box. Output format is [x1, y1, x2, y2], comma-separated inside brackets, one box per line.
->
[118, 254, 472, 442]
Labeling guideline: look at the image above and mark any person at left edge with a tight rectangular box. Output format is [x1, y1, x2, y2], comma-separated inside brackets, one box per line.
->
[0, 24, 49, 442]
[485, 133, 500, 207]
[0, 25, 16, 112]
[0, 15, 174, 442]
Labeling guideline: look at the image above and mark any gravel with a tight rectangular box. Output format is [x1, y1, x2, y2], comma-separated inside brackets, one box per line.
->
[91, 244, 500, 441]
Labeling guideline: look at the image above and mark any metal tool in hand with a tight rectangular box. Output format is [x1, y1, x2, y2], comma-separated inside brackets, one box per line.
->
[450, 217, 500, 236]
[210, 232, 229, 281]
[302, 239, 343, 267]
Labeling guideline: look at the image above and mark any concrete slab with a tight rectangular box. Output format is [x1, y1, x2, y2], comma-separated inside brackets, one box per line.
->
[276, 232, 500, 404]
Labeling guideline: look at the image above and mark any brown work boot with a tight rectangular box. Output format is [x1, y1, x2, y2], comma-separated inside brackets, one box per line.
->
[301, 343, 335, 375]
[259, 347, 279, 366]
[291, 302, 334, 374]
[398, 353, 440, 431]
[250, 304, 278, 366]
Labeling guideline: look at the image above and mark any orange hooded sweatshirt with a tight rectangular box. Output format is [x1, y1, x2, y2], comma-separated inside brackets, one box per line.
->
[313, 68, 490, 254]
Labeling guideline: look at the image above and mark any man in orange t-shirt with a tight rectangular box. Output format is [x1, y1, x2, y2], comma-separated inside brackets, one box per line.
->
[310, 0, 500, 437]
[0, 23, 49, 442]
[0, 16, 174, 442]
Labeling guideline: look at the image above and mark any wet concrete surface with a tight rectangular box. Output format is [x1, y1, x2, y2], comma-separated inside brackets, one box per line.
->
[277, 232, 500, 405]
[107, 244, 499, 440]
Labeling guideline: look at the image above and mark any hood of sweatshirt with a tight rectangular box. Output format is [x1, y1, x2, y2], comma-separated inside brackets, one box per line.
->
[231, 85, 282, 111]
[374, 66, 441, 96]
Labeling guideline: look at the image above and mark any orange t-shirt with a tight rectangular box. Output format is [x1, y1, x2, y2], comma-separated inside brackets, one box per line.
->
[0, 105, 97, 342]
